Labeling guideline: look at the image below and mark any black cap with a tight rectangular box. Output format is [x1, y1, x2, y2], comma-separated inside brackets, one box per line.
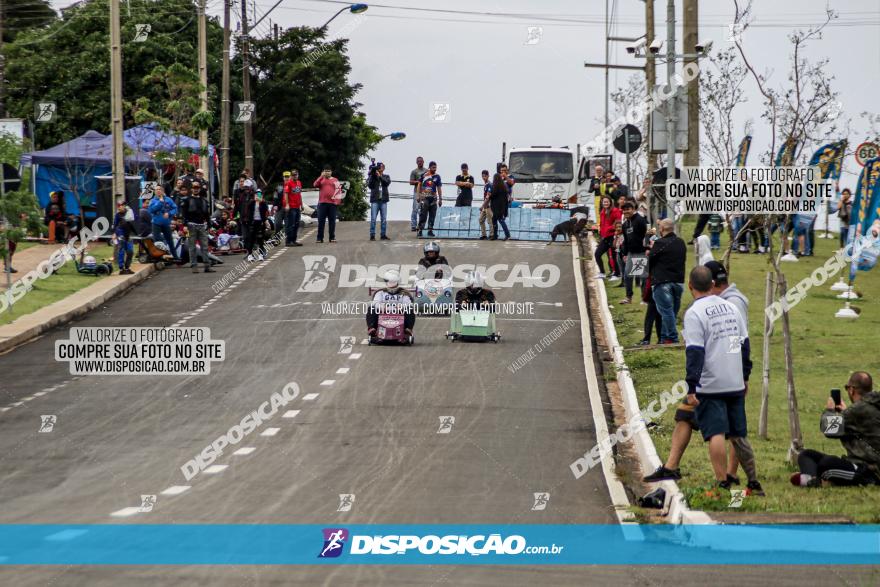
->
[704, 260, 728, 284]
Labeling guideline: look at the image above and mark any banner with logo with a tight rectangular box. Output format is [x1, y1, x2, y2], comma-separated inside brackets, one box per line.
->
[847, 157, 880, 280]
[774, 138, 800, 167]
[431, 207, 571, 241]
[0, 524, 877, 564]
[795, 140, 847, 227]
[734, 135, 752, 167]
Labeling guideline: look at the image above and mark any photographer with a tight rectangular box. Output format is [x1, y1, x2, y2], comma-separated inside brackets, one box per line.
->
[791, 372, 880, 487]
[367, 161, 391, 241]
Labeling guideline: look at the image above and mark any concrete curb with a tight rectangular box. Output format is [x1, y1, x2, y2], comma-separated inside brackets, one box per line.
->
[584, 235, 712, 525]
[0, 264, 157, 355]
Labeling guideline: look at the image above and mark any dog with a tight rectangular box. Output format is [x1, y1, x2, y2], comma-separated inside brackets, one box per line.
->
[548, 217, 589, 244]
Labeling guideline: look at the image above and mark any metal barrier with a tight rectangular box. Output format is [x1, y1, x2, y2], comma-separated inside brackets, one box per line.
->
[424, 207, 571, 241]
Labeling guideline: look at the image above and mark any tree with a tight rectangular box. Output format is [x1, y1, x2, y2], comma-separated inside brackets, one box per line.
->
[609, 74, 648, 184]
[247, 27, 380, 220]
[0, 134, 43, 276]
[1, 0, 56, 44]
[699, 48, 749, 169]
[731, 0, 842, 460]
[4, 0, 231, 149]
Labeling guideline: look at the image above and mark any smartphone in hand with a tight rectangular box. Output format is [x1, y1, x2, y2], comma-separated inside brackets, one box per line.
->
[831, 388, 842, 408]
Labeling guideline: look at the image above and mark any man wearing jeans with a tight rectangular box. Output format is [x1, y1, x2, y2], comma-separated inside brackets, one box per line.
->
[409, 156, 427, 231]
[620, 200, 647, 304]
[648, 219, 686, 343]
[283, 170, 303, 246]
[367, 162, 391, 240]
[148, 186, 179, 260]
[181, 186, 215, 273]
[313, 166, 342, 243]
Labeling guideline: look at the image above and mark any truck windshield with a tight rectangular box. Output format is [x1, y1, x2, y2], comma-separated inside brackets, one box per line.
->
[507, 152, 573, 183]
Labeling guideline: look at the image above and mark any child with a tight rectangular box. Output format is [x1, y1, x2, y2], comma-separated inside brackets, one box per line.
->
[708, 214, 722, 250]
[610, 220, 624, 282]
[112, 200, 136, 275]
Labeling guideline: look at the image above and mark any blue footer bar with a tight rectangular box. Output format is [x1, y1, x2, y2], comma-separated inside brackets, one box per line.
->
[0, 525, 877, 565]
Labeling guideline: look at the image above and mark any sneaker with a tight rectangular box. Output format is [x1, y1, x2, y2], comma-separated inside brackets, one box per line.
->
[746, 480, 765, 496]
[726, 474, 741, 486]
[191, 265, 200, 273]
[3, 267, 17, 273]
[410, 227, 418, 232]
[640, 301, 648, 306]
[638, 340, 651, 346]
[620, 298, 632, 304]
[292, 242, 303, 247]
[316, 239, 324, 244]
[381, 235, 390, 240]
[370, 235, 375, 241]
[427, 230, 435, 237]
[204, 266, 216, 273]
[596, 273, 606, 279]
[120, 268, 134, 275]
[329, 239, 337, 243]
[642, 466, 681, 482]
[608, 275, 621, 282]
[417, 231, 424, 238]
[717, 479, 732, 491]
[246, 254, 254, 262]
[660, 339, 678, 345]
[479, 236, 487, 240]
[789, 473, 818, 487]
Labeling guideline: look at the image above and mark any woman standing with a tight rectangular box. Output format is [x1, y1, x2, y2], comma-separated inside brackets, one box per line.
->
[490, 170, 511, 240]
[837, 188, 853, 247]
[593, 195, 621, 278]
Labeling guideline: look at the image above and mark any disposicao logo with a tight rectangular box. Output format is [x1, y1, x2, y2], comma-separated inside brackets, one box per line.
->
[318, 528, 349, 558]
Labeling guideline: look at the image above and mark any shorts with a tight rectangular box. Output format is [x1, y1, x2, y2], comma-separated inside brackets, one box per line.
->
[694, 393, 747, 441]
[674, 403, 699, 430]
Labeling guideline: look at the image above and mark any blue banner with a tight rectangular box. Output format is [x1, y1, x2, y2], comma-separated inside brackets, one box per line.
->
[431, 207, 571, 241]
[735, 135, 752, 167]
[0, 524, 878, 565]
[775, 138, 800, 167]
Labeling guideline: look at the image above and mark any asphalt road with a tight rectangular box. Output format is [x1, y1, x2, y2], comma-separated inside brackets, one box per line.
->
[0, 221, 874, 586]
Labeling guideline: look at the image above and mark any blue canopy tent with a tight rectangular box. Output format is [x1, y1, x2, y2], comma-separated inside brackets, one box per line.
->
[20, 130, 154, 215]
[123, 123, 217, 193]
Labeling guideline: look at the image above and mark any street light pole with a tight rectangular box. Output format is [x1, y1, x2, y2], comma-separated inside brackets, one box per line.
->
[197, 0, 209, 176]
[109, 0, 125, 200]
[665, 0, 676, 222]
[241, 0, 253, 174]
[220, 0, 231, 200]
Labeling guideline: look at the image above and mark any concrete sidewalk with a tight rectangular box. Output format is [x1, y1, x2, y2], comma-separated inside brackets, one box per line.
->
[1, 242, 112, 290]
[0, 261, 155, 354]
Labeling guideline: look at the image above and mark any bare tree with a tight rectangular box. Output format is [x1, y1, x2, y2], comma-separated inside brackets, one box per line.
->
[699, 47, 749, 168]
[731, 0, 842, 460]
[609, 74, 648, 184]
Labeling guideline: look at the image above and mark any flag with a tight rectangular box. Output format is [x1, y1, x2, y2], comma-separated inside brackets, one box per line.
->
[797, 140, 847, 225]
[735, 136, 752, 167]
[847, 157, 880, 280]
[775, 138, 800, 167]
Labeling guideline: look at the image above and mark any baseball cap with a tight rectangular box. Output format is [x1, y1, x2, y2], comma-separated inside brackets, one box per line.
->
[283, 171, 291, 177]
[704, 260, 728, 283]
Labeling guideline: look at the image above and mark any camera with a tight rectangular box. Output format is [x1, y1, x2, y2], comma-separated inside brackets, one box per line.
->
[649, 39, 664, 54]
[695, 39, 713, 55]
[626, 37, 647, 55]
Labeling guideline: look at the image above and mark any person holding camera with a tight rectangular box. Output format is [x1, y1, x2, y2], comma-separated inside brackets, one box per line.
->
[367, 161, 391, 241]
[791, 372, 880, 488]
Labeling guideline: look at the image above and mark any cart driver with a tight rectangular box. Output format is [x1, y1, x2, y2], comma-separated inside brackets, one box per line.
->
[418, 241, 450, 280]
[367, 270, 415, 336]
[455, 271, 497, 311]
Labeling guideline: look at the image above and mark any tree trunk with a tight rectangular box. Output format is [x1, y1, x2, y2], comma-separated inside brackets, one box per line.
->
[776, 274, 804, 462]
[758, 271, 773, 439]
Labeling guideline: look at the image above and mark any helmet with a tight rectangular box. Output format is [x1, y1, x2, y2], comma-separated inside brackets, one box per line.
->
[465, 271, 484, 291]
[83, 255, 97, 268]
[424, 241, 440, 256]
[383, 269, 401, 289]
[154, 241, 170, 253]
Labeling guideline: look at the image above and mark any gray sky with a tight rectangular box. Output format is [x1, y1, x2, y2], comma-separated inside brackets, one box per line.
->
[52, 0, 880, 190]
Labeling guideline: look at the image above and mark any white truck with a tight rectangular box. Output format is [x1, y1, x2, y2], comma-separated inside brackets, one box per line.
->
[504, 145, 600, 216]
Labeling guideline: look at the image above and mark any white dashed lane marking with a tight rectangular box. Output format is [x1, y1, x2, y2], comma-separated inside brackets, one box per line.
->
[232, 447, 256, 456]
[302, 393, 319, 401]
[320, 380, 335, 386]
[335, 367, 349, 374]
[203, 465, 228, 474]
[260, 428, 280, 437]
[160, 486, 191, 496]
[282, 410, 301, 419]
[349, 353, 361, 360]
[110, 507, 142, 518]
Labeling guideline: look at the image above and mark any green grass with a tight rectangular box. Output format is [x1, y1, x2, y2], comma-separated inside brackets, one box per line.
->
[611, 221, 880, 522]
[1, 244, 118, 326]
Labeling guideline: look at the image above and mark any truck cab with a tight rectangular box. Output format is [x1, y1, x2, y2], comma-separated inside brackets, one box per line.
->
[505, 146, 593, 213]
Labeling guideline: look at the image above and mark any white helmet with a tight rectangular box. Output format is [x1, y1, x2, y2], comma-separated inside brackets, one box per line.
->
[383, 269, 400, 289]
[465, 271, 484, 290]
[83, 255, 97, 267]
[424, 241, 440, 255]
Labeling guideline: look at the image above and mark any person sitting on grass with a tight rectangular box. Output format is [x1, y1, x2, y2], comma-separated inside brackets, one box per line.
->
[791, 372, 880, 488]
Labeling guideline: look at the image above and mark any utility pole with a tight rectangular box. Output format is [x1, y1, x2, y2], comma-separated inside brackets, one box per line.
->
[664, 0, 676, 221]
[241, 0, 254, 174]
[220, 0, 231, 200]
[197, 0, 209, 177]
[109, 0, 125, 199]
[604, 0, 609, 131]
[645, 0, 657, 176]
[683, 0, 699, 167]
[0, 0, 6, 117]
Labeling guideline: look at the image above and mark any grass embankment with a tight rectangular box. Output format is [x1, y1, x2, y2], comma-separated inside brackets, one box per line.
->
[0, 244, 118, 326]
[609, 221, 880, 522]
